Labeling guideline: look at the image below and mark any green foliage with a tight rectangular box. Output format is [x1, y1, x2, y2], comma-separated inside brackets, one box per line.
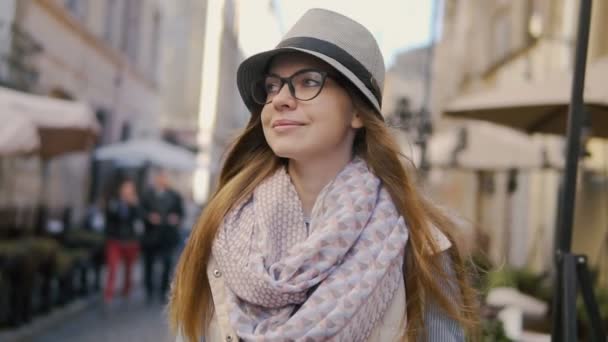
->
[472, 257, 553, 339]
[481, 318, 513, 342]
[476, 262, 553, 302]
[577, 286, 608, 328]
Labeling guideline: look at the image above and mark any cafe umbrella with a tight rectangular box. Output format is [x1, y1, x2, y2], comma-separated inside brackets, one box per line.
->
[444, 57, 608, 139]
[94, 138, 197, 171]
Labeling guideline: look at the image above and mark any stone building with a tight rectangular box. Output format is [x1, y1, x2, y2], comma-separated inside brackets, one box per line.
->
[10, 0, 167, 141]
[0, 0, 201, 222]
[432, 0, 608, 271]
[159, 0, 208, 140]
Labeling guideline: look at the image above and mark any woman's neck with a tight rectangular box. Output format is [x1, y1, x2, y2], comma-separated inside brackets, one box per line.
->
[287, 153, 352, 217]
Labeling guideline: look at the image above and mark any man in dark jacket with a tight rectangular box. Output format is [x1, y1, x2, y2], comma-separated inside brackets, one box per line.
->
[141, 169, 183, 303]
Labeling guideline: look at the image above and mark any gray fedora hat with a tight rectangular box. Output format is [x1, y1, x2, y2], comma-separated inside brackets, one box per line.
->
[237, 8, 385, 117]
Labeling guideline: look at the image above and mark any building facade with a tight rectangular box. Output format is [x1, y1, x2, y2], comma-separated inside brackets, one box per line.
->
[13, 0, 165, 142]
[434, 0, 607, 109]
[0, 0, 173, 223]
[432, 0, 608, 272]
[159, 0, 207, 138]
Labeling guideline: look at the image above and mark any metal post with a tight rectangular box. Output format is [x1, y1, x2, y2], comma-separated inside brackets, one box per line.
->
[555, 0, 592, 254]
[561, 254, 578, 341]
[576, 255, 606, 342]
[551, 0, 593, 340]
[551, 181, 565, 341]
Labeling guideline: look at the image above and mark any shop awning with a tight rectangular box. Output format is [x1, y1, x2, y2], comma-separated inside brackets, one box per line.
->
[0, 114, 40, 156]
[444, 58, 608, 138]
[0, 86, 99, 159]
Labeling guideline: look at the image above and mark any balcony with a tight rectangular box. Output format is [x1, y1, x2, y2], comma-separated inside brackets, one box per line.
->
[0, 23, 42, 92]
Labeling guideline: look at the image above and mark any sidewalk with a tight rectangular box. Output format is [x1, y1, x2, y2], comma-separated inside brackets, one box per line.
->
[0, 260, 173, 342]
[0, 296, 97, 342]
[28, 290, 172, 342]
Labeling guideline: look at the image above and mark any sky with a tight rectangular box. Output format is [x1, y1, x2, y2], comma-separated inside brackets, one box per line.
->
[238, 0, 437, 68]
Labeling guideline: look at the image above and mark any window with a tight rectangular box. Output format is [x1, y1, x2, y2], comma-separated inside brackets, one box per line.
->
[528, 0, 544, 39]
[65, 0, 78, 12]
[65, 0, 88, 22]
[487, 2, 536, 71]
[120, 121, 131, 141]
[149, 10, 161, 81]
[120, 0, 142, 64]
[492, 13, 511, 64]
[103, 0, 116, 43]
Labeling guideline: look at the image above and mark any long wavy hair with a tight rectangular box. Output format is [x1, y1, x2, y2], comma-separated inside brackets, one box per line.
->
[169, 75, 480, 342]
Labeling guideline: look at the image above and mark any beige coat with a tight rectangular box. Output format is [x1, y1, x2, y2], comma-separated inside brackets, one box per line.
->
[176, 230, 454, 342]
[199, 256, 407, 342]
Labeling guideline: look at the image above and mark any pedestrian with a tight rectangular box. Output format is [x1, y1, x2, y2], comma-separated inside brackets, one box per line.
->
[103, 179, 142, 305]
[170, 8, 479, 342]
[177, 193, 201, 252]
[141, 168, 184, 303]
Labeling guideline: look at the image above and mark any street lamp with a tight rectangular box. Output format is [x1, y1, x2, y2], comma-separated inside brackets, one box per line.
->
[389, 97, 413, 130]
[388, 96, 433, 172]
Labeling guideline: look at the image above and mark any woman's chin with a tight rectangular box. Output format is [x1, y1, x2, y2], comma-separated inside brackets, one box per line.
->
[270, 144, 308, 160]
[271, 149, 298, 159]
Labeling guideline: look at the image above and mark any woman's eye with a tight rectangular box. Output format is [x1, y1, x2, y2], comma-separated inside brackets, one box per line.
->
[303, 78, 321, 87]
[265, 83, 280, 93]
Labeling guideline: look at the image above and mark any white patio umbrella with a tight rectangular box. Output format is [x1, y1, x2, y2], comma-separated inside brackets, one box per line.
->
[445, 57, 608, 138]
[0, 86, 99, 130]
[0, 114, 40, 156]
[0, 86, 99, 159]
[95, 138, 197, 171]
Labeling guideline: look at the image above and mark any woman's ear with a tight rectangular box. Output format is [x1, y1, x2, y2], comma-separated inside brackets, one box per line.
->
[351, 110, 364, 129]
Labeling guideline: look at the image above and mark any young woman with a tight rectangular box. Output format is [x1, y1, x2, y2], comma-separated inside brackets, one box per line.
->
[170, 8, 478, 342]
[103, 179, 142, 304]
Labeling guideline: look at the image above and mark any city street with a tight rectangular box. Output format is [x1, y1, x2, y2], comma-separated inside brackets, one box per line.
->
[1, 0, 607, 340]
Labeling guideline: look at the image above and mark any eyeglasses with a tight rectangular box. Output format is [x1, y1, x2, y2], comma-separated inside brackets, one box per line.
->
[251, 69, 331, 105]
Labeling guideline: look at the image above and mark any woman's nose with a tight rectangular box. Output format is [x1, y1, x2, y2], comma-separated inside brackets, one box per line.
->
[271, 82, 297, 110]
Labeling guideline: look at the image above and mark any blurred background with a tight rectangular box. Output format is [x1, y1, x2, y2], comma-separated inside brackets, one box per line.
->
[0, 0, 607, 341]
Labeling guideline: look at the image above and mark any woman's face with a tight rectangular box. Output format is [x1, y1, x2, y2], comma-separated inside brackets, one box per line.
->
[260, 53, 363, 162]
[120, 181, 136, 203]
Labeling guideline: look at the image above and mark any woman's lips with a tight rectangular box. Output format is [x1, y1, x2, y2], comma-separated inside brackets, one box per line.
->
[272, 120, 305, 132]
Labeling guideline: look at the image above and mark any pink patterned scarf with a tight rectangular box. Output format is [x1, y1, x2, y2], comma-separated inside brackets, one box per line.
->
[213, 158, 409, 341]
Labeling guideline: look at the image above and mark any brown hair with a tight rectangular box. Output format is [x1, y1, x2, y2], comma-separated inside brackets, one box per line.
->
[169, 80, 479, 342]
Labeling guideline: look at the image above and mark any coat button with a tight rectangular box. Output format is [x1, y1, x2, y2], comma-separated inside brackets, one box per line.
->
[213, 269, 222, 278]
[225, 335, 233, 341]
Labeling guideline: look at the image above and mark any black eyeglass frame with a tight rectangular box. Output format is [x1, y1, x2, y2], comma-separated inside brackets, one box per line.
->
[250, 69, 337, 105]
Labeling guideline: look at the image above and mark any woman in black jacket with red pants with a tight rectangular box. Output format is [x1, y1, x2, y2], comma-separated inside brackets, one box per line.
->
[104, 179, 143, 305]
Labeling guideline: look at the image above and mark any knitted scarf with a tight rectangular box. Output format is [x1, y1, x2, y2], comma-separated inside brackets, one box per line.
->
[213, 158, 409, 341]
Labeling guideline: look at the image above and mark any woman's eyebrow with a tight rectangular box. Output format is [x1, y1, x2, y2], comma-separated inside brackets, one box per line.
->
[266, 68, 327, 78]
